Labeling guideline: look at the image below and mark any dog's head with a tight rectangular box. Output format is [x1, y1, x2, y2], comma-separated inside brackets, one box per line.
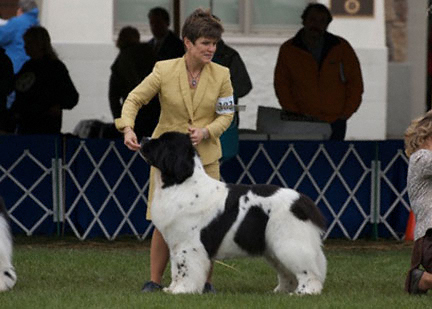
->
[140, 132, 196, 187]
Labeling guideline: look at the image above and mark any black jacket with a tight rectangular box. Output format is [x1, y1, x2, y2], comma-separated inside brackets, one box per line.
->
[109, 43, 159, 139]
[148, 30, 184, 61]
[13, 55, 79, 134]
[0, 47, 14, 132]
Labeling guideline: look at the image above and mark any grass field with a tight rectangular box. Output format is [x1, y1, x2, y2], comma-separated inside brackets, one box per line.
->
[0, 236, 429, 308]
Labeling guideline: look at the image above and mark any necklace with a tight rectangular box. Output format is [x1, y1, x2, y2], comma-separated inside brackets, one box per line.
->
[186, 64, 202, 87]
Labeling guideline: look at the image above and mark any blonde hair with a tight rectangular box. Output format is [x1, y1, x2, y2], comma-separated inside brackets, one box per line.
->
[404, 110, 432, 157]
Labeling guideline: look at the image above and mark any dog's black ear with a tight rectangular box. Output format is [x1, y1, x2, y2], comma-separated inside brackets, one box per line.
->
[160, 142, 195, 188]
[160, 153, 195, 188]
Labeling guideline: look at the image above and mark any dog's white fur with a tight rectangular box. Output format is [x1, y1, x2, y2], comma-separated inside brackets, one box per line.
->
[143, 132, 326, 295]
[0, 198, 16, 292]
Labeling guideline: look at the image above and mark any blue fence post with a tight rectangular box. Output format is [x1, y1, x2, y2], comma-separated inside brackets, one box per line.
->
[372, 142, 380, 240]
[52, 135, 61, 237]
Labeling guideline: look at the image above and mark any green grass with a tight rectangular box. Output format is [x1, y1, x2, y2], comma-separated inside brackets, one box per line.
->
[0, 237, 429, 308]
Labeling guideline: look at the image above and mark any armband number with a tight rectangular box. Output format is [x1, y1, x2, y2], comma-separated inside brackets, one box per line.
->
[216, 96, 235, 114]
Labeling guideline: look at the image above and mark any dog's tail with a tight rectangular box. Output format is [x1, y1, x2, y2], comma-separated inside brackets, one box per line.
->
[291, 193, 327, 232]
[0, 197, 17, 292]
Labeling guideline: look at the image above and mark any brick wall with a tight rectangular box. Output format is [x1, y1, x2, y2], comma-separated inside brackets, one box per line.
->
[385, 0, 407, 62]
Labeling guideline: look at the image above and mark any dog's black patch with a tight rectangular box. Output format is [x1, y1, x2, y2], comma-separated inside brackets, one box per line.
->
[200, 184, 250, 258]
[140, 132, 196, 188]
[200, 184, 278, 258]
[250, 184, 280, 197]
[290, 194, 326, 230]
[234, 205, 269, 255]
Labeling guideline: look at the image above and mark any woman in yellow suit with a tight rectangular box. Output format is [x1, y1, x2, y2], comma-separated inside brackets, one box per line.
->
[115, 9, 234, 293]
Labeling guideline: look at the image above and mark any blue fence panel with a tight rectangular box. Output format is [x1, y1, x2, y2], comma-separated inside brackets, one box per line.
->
[0, 135, 409, 240]
[377, 140, 409, 239]
[0, 135, 59, 235]
[63, 137, 151, 239]
[222, 140, 377, 239]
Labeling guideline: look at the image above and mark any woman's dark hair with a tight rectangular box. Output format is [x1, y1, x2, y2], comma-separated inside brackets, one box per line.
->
[23, 26, 58, 60]
[116, 26, 140, 49]
[181, 8, 223, 44]
[301, 3, 333, 24]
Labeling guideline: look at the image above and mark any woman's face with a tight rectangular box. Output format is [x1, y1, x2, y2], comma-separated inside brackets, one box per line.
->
[185, 36, 218, 64]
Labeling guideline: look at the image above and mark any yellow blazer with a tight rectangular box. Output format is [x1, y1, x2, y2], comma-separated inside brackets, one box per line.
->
[115, 56, 234, 164]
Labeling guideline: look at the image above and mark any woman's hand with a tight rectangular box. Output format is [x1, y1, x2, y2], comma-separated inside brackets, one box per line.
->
[123, 127, 140, 151]
[188, 127, 209, 146]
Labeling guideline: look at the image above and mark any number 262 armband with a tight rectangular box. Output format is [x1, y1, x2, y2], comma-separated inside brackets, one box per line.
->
[216, 95, 235, 115]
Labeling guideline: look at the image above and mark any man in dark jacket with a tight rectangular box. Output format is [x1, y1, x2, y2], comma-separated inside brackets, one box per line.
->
[274, 3, 363, 140]
[109, 26, 158, 139]
[213, 37, 252, 161]
[147, 7, 184, 61]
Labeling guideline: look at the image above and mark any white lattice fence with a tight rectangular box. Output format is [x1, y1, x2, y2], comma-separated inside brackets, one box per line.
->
[0, 149, 55, 235]
[0, 137, 409, 240]
[224, 142, 374, 240]
[62, 140, 154, 240]
[377, 149, 410, 240]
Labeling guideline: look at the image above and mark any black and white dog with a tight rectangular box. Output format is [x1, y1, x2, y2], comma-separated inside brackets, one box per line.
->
[140, 132, 326, 295]
[0, 197, 16, 292]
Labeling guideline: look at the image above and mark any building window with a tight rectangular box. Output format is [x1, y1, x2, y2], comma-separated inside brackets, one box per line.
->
[114, 0, 172, 34]
[114, 0, 308, 36]
[183, 0, 307, 35]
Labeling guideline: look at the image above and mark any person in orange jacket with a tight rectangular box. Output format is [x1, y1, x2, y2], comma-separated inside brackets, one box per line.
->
[274, 3, 363, 140]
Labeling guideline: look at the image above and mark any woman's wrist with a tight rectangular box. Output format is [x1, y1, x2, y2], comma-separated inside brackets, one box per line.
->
[201, 128, 209, 139]
[123, 126, 133, 134]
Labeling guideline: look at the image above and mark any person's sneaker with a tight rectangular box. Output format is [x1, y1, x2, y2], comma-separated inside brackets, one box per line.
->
[141, 281, 163, 293]
[203, 282, 216, 294]
[409, 269, 427, 295]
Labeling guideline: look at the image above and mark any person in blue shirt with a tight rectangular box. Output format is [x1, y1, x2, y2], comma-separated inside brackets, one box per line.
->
[0, 0, 39, 74]
[0, 0, 39, 110]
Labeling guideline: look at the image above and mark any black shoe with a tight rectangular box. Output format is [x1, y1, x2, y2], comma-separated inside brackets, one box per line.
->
[141, 281, 163, 293]
[203, 282, 216, 294]
[409, 269, 427, 295]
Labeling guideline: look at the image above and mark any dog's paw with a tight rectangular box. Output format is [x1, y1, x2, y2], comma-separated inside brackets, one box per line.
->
[163, 285, 187, 294]
[164, 284, 202, 294]
[295, 278, 323, 295]
[0, 268, 16, 292]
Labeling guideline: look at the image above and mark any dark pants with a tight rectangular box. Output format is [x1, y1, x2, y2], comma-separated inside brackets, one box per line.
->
[405, 229, 432, 293]
[330, 119, 347, 141]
